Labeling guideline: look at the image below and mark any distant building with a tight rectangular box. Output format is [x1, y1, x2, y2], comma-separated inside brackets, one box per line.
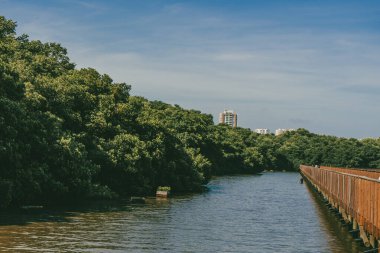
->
[275, 128, 296, 136]
[219, 110, 237, 127]
[255, 128, 270, 135]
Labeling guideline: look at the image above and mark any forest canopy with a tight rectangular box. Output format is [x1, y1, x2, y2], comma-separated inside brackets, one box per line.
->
[1, 16, 380, 208]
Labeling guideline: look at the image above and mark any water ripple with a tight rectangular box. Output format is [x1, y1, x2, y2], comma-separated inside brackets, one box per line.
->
[0, 172, 367, 252]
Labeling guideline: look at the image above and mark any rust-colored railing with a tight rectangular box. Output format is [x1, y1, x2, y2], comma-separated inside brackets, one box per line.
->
[300, 165, 380, 247]
[320, 166, 380, 179]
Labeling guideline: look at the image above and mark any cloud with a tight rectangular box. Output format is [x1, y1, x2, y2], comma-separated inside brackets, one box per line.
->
[338, 85, 380, 95]
[214, 53, 255, 61]
[163, 3, 186, 14]
[2, 0, 380, 138]
[69, 0, 106, 11]
[289, 118, 312, 125]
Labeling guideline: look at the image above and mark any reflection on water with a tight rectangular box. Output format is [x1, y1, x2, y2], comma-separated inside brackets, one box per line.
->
[303, 180, 365, 253]
[0, 172, 366, 252]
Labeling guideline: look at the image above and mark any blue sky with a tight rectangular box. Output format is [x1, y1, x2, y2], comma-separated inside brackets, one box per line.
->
[1, 0, 380, 138]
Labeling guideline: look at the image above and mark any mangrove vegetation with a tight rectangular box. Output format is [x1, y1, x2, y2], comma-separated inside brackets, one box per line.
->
[1, 16, 380, 208]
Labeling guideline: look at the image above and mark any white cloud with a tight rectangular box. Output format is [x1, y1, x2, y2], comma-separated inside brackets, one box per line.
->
[2, 1, 380, 137]
[214, 53, 256, 61]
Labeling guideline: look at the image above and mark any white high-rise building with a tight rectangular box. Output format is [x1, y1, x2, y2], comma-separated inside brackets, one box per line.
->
[255, 129, 270, 135]
[275, 128, 296, 136]
[219, 110, 237, 127]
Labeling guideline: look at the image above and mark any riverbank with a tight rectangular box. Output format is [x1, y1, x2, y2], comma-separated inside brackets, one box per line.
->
[0, 172, 365, 253]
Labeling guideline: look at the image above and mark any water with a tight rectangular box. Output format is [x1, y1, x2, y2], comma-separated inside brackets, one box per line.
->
[0, 172, 366, 252]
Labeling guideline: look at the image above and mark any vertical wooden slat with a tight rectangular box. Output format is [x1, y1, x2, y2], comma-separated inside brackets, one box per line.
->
[300, 165, 380, 246]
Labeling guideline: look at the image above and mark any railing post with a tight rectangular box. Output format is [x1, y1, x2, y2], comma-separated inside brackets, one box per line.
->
[300, 165, 380, 251]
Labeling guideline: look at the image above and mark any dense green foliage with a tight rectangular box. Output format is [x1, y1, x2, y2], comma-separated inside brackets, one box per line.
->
[1, 17, 380, 208]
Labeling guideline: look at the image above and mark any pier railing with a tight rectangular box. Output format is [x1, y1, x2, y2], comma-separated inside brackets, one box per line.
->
[319, 166, 380, 179]
[300, 165, 380, 248]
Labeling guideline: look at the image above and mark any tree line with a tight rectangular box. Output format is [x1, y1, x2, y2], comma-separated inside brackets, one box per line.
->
[1, 16, 379, 208]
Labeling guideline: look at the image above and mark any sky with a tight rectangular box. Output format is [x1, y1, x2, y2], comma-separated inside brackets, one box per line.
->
[1, 0, 380, 138]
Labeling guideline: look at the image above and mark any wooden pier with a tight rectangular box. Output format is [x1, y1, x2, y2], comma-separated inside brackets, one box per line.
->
[300, 165, 380, 251]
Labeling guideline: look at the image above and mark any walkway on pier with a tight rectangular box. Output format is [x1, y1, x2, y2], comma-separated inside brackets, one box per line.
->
[300, 165, 380, 251]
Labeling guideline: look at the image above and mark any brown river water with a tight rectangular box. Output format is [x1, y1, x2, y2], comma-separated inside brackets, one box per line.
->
[0, 172, 367, 252]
